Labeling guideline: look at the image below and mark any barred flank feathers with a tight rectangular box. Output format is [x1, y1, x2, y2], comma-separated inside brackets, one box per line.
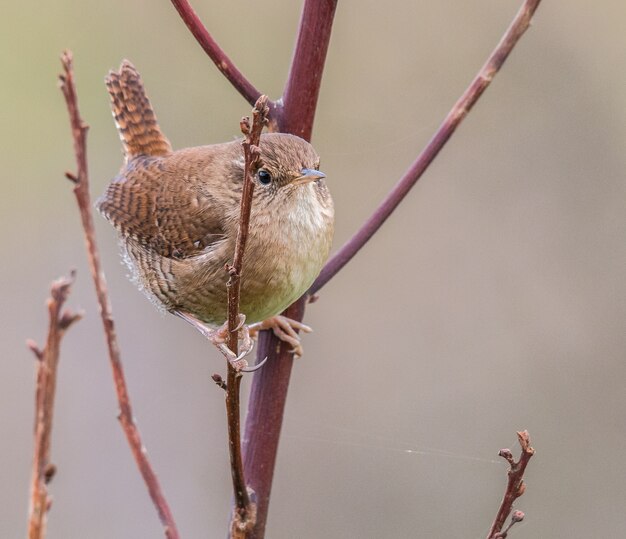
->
[105, 60, 172, 160]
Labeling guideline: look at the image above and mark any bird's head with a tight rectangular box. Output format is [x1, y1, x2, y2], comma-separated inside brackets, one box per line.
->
[251, 133, 328, 204]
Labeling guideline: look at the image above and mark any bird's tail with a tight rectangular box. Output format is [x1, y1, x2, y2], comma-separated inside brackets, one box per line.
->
[105, 60, 172, 160]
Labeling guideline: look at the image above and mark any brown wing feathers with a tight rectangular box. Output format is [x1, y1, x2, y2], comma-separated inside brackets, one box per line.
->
[98, 61, 228, 261]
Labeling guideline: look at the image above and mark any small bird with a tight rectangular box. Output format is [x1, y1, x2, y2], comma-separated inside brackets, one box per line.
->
[97, 60, 334, 358]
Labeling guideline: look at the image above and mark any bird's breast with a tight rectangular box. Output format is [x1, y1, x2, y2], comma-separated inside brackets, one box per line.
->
[238, 184, 334, 321]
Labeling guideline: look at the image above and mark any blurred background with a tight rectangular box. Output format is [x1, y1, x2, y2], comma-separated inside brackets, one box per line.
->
[2, 1, 625, 537]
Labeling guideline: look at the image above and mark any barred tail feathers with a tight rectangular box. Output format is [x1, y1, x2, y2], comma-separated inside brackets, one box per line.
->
[105, 60, 172, 160]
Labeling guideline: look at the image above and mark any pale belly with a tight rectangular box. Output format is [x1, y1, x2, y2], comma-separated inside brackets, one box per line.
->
[168, 230, 331, 324]
[126, 183, 334, 325]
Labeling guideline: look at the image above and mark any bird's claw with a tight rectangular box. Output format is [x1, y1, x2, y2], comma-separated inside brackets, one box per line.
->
[176, 311, 310, 366]
[212, 316, 256, 370]
[248, 315, 312, 358]
[175, 311, 256, 370]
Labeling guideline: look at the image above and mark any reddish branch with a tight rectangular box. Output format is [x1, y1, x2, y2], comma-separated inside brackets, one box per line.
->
[171, 0, 542, 536]
[487, 431, 535, 539]
[242, 295, 307, 539]
[225, 96, 269, 537]
[169, 0, 262, 106]
[279, 0, 338, 140]
[26, 273, 81, 539]
[58, 51, 180, 539]
[239, 4, 337, 536]
[311, 0, 543, 294]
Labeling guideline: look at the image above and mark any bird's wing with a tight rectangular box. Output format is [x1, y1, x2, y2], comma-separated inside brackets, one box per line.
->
[97, 156, 227, 258]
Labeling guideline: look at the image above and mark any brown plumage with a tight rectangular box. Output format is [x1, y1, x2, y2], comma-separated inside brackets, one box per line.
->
[97, 60, 334, 327]
[105, 60, 172, 160]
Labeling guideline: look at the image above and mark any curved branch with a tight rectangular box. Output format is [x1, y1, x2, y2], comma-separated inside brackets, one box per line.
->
[310, 0, 543, 294]
[170, 0, 262, 106]
[59, 51, 180, 539]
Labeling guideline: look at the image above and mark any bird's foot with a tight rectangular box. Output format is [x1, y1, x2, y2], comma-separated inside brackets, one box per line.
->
[175, 311, 254, 371]
[248, 315, 313, 358]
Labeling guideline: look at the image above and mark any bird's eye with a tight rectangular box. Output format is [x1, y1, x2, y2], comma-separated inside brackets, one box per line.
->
[257, 169, 272, 185]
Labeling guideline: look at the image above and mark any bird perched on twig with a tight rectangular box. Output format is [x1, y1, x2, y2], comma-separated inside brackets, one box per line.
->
[97, 60, 334, 359]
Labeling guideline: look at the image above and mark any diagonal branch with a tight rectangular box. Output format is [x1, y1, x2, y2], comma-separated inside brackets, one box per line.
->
[243, 2, 542, 537]
[311, 0, 543, 294]
[26, 272, 82, 539]
[58, 51, 180, 539]
[486, 431, 535, 539]
[225, 96, 269, 537]
[169, 0, 262, 106]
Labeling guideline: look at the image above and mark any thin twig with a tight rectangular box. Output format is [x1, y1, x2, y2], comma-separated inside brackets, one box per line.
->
[212, 373, 228, 391]
[58, 51, 180, 539]
[486, 431, 535, 539]
[494, 510, 525, 539]
[310, 0, 543, 294]
[27, 272, 82, 539]
[169, 0, 262, 106]
[227, 98, 268, 355]
[225, 96, 269, 537]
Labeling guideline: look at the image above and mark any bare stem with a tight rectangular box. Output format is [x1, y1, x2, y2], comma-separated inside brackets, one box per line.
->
[227, 98, 269, 353]
[487, 431, 535, 539]
[26, 272, 81, 539]
[243, 295, 306, 539]
[225, 96, 270, 536]
[311, 0, 543, 294]
[58, 51, 180, 539]
[169, 0, 262, 106]
[279, 0, 338, 140]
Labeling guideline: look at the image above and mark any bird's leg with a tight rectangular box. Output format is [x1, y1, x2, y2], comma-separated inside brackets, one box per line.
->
[174, 311, 255, 370]
[248, 316, 313, 358]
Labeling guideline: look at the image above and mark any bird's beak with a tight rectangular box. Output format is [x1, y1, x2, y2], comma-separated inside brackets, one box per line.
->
[292, 168, 326, 186]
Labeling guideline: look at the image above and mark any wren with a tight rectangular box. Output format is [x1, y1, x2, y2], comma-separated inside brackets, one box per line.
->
[97, 61, 334, 357]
